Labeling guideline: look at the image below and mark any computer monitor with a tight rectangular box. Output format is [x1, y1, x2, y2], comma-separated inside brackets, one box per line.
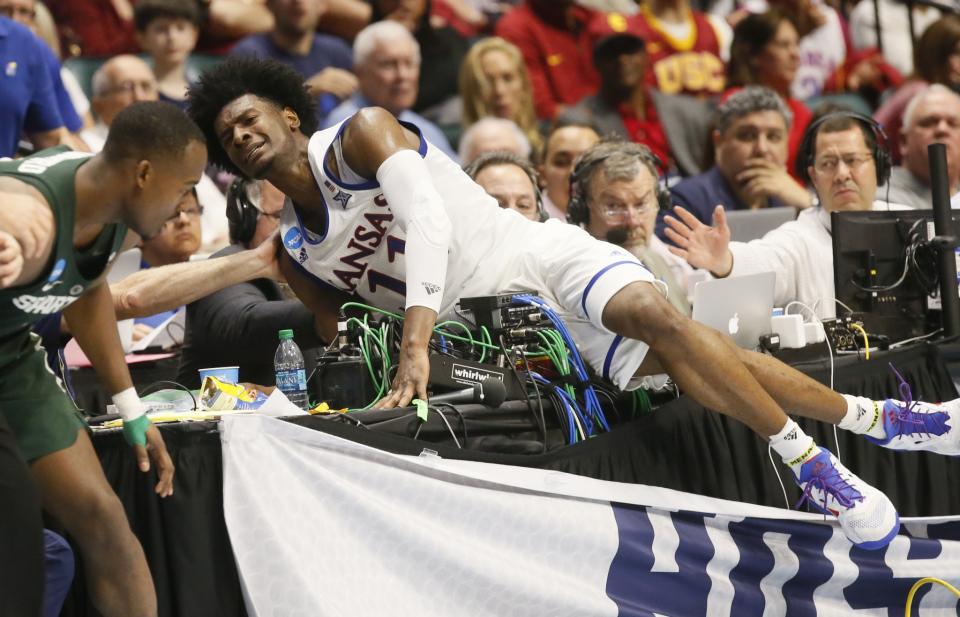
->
[831, 209, 960, 343]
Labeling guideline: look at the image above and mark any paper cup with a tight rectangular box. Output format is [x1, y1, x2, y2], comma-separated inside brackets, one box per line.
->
[198, 366, 239, 384]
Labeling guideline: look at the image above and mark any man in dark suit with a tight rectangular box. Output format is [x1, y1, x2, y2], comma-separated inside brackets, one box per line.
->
[177, 179, 323, 388]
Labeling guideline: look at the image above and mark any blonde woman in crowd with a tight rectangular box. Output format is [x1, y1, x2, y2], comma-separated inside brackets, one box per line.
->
[459, 36, 542, 156]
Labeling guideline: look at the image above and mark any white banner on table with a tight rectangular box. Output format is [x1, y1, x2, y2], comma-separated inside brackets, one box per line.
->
[220, 415, 960, 617]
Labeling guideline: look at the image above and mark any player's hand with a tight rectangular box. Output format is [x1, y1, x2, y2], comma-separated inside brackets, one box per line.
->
[251, 229, 281, 280]
[304, 67, 358, 100]
[736, 159, 812, 210]
[375, 345, 430, 409]
[664, 205, 734, 276]
[133, 423, 175, 498]
[0, 195, 53, 260]
[0, 231, 24, 288]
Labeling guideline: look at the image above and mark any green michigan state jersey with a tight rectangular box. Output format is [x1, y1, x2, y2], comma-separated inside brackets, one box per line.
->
[0, 147, 127, 339]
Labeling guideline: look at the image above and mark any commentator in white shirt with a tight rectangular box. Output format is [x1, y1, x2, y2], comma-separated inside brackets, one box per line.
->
[664, 112, 907, 320]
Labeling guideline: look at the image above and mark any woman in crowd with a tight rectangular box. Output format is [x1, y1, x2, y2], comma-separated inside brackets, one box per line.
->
[459, 36, 542, 156]
[726, 10, 811, 178]
[875, 14, 960, 164]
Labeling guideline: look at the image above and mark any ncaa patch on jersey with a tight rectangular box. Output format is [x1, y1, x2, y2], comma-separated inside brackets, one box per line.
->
[284, 227, 303, 250]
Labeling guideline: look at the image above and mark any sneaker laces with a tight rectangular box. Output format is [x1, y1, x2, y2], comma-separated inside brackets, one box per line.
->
[795, 459, 864, 512]
[887, 363, 950, 439]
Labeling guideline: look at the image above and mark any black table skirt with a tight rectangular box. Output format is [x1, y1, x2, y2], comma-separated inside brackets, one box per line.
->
[62, 342, 960, 617]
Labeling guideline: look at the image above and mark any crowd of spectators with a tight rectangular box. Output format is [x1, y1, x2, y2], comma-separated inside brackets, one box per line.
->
[5, 0, 960, 346]
[7, 7, 960, 607]
[5, 0, 959, 220]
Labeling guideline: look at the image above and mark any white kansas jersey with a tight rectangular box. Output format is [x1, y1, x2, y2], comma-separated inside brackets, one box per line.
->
[279, 119, 535, 317]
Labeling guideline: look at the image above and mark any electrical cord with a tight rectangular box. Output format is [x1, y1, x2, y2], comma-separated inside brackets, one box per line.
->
[778, 301, 842, 492]
[431, 406, 462, 448]
[498, 334, 545, 440]
[903, 577, 960, 617]
[519, 349, 548, 452]
[847, 322, 870, 360]
[139, 380, 198, 411]
[432, 402, 468, 445]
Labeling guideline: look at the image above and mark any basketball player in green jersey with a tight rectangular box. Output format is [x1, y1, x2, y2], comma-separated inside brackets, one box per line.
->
[0, 101, 205, 617]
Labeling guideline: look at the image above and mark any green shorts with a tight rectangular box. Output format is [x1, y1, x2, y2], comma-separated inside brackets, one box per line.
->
[0, 330, 87, 462]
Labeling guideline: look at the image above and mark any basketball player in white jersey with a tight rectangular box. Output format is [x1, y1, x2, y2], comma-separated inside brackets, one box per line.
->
[189, 57, 960, 551]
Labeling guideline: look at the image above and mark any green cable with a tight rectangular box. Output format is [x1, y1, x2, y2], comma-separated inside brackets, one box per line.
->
[341, 302, 403, 319]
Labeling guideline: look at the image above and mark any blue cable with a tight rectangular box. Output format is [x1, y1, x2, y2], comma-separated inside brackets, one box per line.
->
[531, 372, 581, 444]
[515, 295, 610, 435]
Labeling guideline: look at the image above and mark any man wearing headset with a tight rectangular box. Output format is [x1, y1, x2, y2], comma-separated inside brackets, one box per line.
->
[665, 111, 906, 321]
[465, 150, 545, 222]
[567, 140, 696, 315]
[189, 57, 960, 551]
[176, 179, 323, 388]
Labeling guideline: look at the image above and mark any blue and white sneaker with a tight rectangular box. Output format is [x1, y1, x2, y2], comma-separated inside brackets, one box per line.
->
[864, 365, 959, 455]
[794, 448, 900, 550]
[866, 399, 959, 455]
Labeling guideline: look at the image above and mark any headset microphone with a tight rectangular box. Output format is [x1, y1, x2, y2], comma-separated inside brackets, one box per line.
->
[605, 227, 630, 246]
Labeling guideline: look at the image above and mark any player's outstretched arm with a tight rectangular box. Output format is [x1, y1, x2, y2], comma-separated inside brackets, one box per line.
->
[110, 229, 280, 320]
[341, 108, 453, 407]
[63, 281, 174, 497]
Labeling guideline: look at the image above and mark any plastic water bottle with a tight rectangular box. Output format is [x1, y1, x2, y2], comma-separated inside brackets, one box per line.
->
[274, 329, 309, 410]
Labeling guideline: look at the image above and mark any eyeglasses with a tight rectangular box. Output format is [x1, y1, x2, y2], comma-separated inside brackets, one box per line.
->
[104, 80, 158, 97]
[164, 205, 204, 225]
[0, 5, 36, 20]
[813, 152, 873, 175]
[601, 202, 651, 221]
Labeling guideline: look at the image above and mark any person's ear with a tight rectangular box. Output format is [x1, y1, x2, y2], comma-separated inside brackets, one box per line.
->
[283, 107, 301, 131]
[135, 159, 152, 190]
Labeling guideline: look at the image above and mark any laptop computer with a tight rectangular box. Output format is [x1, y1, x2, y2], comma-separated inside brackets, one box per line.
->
[692, 271, 776, 349]
[724, 208, 796, 242]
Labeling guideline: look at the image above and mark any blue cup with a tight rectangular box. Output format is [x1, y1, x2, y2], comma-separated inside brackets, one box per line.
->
[198, 366, 240, 384]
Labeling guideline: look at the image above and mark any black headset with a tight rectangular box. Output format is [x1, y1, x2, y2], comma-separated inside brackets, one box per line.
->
[225, 178, 262, 245]
[794, 111, 891, 186]
[566, 143, 671, 226]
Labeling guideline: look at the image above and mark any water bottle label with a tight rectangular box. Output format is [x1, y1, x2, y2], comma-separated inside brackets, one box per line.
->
[276, 369, 307, 392]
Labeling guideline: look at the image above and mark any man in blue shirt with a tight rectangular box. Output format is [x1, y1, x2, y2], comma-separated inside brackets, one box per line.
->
[1, 0, 84, 142]
[323, 20, 458, 162]
[230, 0, 355, 123]
[657, 87, 810, 240]
[0, 16, 65, 157]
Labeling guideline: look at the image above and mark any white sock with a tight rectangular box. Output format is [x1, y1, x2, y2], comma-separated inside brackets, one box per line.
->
[838, 394, 886, 439]
[769, 419, 817, 472]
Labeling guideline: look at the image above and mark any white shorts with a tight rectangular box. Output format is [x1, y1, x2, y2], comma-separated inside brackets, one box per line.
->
[458, 220, 666, 391]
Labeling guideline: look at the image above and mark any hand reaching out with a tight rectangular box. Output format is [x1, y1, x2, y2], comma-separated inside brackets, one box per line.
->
[0, 231, 23, 288]
[663, 205, 734, 277]
[0, 194, 53, 261]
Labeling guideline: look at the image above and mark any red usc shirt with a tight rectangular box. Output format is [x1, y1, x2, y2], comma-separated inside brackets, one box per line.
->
[621, 7, 726, 98]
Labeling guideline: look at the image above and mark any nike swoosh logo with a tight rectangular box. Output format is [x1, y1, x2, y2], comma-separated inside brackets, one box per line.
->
[41, 280, 62, 292]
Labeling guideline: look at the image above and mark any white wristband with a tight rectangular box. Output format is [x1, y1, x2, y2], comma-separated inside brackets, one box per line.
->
[111, 387, 145, 422]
